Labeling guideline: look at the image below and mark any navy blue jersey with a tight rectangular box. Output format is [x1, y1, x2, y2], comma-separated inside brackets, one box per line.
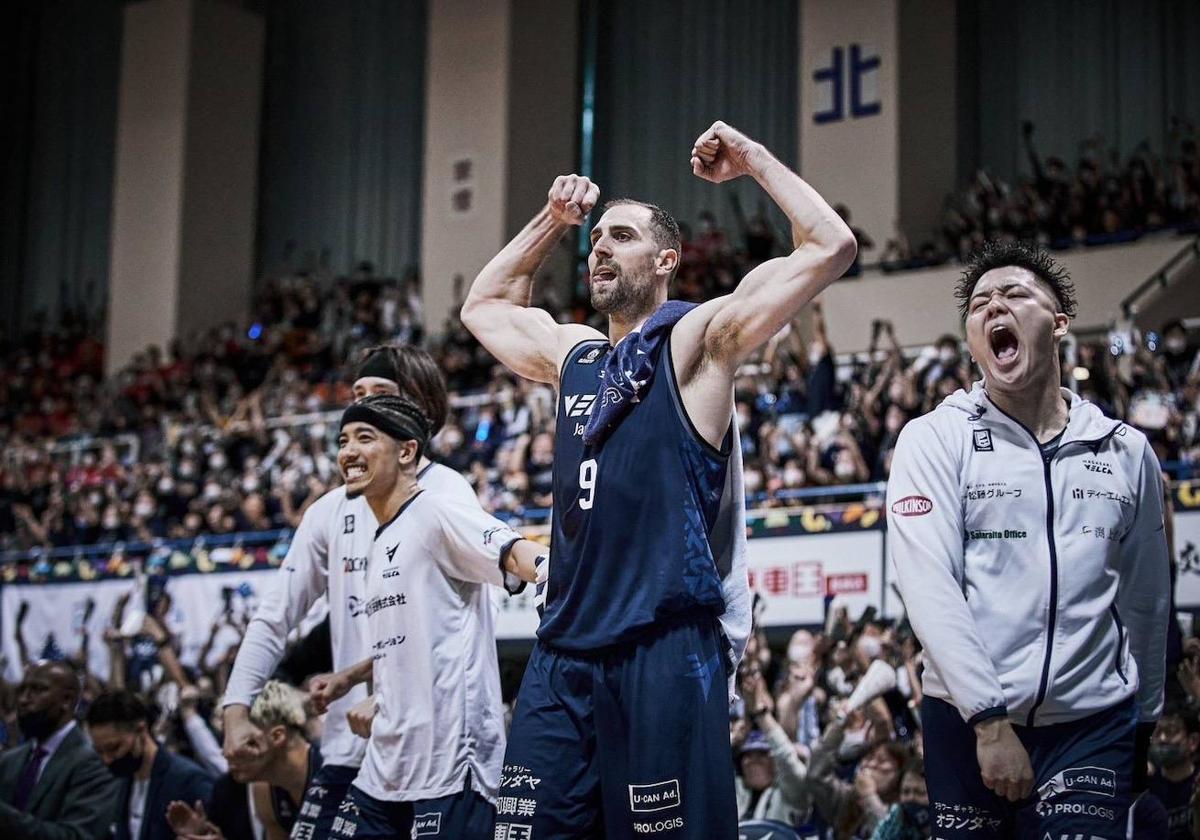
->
[539, 335, 731, 650]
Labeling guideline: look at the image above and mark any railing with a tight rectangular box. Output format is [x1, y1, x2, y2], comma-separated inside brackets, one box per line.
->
[1118, 235, 1200, 320]
[2, 432, 140, 470]
[4, 472, 1196, 566]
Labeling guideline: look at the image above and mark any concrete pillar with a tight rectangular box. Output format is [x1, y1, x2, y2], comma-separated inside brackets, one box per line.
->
[799, 0, 956, 252]
[420, 0, 580, 335]
[106, 0, 262, 375]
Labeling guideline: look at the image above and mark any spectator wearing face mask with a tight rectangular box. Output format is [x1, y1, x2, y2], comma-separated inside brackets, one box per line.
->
[870, 757, 931, 840]
[85, 690, 214, 840]
[920, 335, 964, 394]
[1159, 320, 1198, 391]
[1144, 703, 1200, 839]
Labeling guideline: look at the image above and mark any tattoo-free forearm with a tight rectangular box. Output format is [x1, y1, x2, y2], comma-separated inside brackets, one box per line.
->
[505, 540, 545, 583]
[464, 207, 569, 311]
[341, 658, 374, 686]
[748, 149, 854, 256]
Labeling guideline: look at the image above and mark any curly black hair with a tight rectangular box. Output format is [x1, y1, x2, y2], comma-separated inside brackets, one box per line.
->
[955, 240, 1077, 320]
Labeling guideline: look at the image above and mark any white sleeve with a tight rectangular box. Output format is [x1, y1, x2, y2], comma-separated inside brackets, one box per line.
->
[183, 713, 229, 775]
[421, 462, 482, 506]
[1119, 440, 1171, 723]
[887, 418, 1007, 724]
[716, 424, 751, 698]
[433, 499, 525, 587]
[223, 495, 332, 709]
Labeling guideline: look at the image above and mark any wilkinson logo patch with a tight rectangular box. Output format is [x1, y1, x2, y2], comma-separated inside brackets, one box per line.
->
[891, 495, 933, 516]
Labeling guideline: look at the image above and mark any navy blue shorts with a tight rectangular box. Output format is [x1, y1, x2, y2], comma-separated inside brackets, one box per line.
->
[497, 617, 737, 840]
[328, 779, 494, 840]
[290, 763, 357, 840]
[923, 695, 1137, 839]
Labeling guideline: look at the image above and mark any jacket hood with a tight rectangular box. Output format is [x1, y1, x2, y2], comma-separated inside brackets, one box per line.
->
[941, 381, 1122, 445]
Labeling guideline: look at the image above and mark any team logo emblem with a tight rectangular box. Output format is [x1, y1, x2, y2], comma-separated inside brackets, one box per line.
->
[972, 429, 994, 452]
[891, 495, 933, 517]
[343, 515, 355, 534]
[564, 393, 596, 418]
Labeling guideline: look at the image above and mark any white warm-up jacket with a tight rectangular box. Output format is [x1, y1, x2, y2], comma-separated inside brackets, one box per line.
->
[887, 383, 1170, 728]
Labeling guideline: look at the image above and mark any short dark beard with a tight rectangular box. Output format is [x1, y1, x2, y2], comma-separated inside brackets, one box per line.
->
[591, 265, 660, 322]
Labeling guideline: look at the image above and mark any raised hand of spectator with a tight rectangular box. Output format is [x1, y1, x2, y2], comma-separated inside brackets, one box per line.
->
[785, 661, 816, 700]
[1179, 658, 1200, 703]
[853, 762, 878, 799]
[741, 669, 775, 722]
[141, 614, 170, 646]
[346, 694, 377, 739]
[179, 685, 201, 719]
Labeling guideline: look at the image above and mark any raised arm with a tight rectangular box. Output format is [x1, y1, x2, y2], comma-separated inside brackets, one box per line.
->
[223, 494, 332, 757]
[461, 175, 605, 384]
[674, 121, 856, 377]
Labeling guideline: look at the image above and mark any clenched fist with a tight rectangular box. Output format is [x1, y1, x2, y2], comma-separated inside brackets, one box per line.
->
[975, 718, 1034, 802]
[347, 694, 378, 739]
[308, 671, 353, 715]
[690, 121, 766, 184]
[548, 174, 600, 226]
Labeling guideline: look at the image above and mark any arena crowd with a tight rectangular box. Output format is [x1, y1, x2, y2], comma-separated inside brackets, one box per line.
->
[0, 128, 1198, 840]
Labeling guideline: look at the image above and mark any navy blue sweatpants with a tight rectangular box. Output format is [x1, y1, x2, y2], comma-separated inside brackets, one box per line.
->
[329, 779, 494, 840]
[923, 695, 1137, 839]
[497, 617, 737, 839]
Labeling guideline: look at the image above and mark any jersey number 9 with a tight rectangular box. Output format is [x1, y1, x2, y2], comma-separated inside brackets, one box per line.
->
[579, 458, 598, 510]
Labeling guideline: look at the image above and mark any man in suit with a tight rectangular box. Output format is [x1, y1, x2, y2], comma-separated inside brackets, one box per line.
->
[0, 660, 118, 839]
[85, 689, 214, 840]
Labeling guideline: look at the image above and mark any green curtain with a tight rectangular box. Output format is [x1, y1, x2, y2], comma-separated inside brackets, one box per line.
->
[0, 0, 121, 333]
[591, 0, 799, 238]
[971, 0, 1200, 180]
[257, 0, 427, 283]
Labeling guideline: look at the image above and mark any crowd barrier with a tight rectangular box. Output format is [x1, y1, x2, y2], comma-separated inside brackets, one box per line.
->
[2, 480, 1198, 682]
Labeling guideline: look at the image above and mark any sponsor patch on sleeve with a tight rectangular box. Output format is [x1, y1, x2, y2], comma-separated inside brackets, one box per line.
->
[891, 495, 933, 517]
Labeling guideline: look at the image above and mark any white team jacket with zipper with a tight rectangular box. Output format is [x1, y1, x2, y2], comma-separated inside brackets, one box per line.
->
[886, 382, 1170, 728]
